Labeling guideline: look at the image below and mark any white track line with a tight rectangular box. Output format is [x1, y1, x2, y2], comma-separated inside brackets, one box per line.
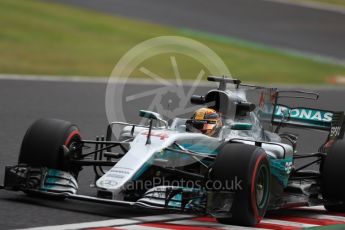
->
[166, 219, 269, 229]
[18, 214, 195, 230]
[19, 209, 345, 230]
[128, 223, 271, 230]
[219, 226, 271, 230]
[119, 225, 169, 230]
[1, 73, 345, 90]
[296, 213, 345, 222]
[0, 73, 215, 87]
[0, 74, 108, 83]
[133, 214, 196, 222]
[262, 218, 318, 228]
[167, 219, 227, 227]
[169, 218, 318, 228]
[262, 0, 345, 14]
[19, 219, 140, 230]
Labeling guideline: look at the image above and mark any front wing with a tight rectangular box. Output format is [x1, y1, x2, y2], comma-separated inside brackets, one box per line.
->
[2, 165, 233, 217]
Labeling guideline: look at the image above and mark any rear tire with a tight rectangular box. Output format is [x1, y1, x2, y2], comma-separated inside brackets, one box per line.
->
[322, 140, 345, 212]
[212, 143, 270, 226]
[19, 118, 81, 174]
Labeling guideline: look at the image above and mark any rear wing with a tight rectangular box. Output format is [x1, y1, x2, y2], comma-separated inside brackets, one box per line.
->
[271, 90, 345, 139]
[204, 77, 345, 139]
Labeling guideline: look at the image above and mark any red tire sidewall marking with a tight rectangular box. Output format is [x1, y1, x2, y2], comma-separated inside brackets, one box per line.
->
[64, 130, 81, 146]
[250, 153, 267, 222]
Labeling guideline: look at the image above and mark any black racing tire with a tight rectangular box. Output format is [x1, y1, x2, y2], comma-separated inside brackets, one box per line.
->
[19, 118, 81, 174]
[322, 140, 345, 212]
[212, 143, 271, 226]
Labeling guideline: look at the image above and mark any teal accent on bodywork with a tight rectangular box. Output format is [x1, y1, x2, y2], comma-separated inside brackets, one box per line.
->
[269, 156, 293, 187]
[132, 157, 155, 180]
[45, 169, 58, 189]
[167, 188, 205, 209]
[231, 122, 253, 130]
[180, 143, 219, 155]
[168, 193, 182, 208]
[47, 169, 64, 177]
[42, 169, 62, 190]
[45, 177, 59, 184]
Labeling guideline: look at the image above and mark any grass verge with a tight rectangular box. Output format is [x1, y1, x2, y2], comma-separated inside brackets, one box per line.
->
[294, 0, 345, 8]
[0, 0, 345, 84]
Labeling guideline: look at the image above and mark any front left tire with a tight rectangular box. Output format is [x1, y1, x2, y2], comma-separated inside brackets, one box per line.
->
[19, 118, 81, 175]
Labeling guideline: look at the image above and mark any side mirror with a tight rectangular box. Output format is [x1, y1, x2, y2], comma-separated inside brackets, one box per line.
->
[139, 110, 168, 145]
[139, 110, 162, 120]
[139, 110, 168, 128]
[231, 122, 253, 130]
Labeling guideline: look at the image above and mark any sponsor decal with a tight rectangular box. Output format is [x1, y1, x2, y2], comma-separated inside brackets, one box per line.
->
[106, 173, 125, 179]
[330, 126, 342, 137]
[99, 180, 118, 187]
[274, 106, 333, 123]
[110, 169, 131, 175]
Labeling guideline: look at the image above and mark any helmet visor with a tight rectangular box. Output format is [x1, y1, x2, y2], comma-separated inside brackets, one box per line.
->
[186, 120, 216, 133]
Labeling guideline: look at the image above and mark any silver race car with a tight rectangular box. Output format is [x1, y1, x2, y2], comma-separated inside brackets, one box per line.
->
[2, 76, 345, 227]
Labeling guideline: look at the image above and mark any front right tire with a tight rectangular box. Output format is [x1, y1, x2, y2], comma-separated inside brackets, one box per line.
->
[211, 143, 271, 226]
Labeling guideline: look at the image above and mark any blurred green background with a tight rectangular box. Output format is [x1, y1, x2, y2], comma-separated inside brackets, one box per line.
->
[1, 0, 345, 84]
[296, 0, 345, 7]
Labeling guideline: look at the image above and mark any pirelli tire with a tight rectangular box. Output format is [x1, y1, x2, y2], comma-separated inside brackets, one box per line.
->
[19, 118, 82, 176]
[322, 140, 345, 212]
[211, 143, 271, 226]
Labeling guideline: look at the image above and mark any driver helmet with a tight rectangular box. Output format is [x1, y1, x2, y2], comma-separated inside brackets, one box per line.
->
[186, 108, 222, 136]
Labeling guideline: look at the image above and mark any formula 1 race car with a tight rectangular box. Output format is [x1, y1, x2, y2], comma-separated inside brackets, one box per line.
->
[2, 76, 345, 227]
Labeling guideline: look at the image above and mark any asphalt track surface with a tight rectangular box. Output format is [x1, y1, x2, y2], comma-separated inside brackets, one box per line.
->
[49, 0, 345, 60]
[0, 78, 344, 229]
